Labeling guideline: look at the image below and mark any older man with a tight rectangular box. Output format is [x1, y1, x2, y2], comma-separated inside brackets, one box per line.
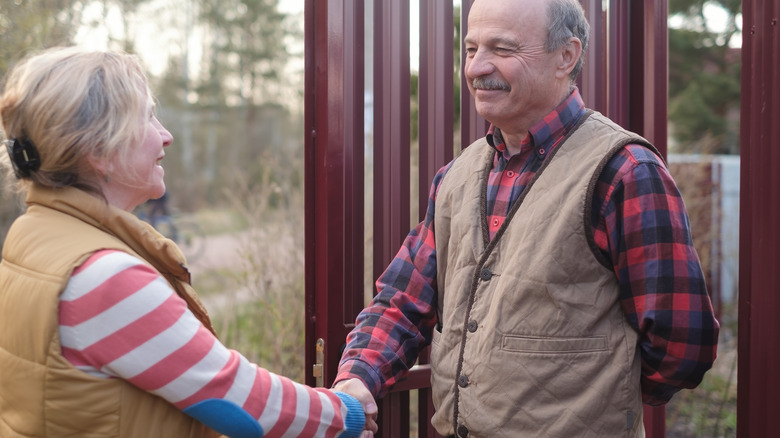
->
[334, 0, 719, 436]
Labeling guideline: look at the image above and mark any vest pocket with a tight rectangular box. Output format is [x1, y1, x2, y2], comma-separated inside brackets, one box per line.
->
[501, 334, 608, 353]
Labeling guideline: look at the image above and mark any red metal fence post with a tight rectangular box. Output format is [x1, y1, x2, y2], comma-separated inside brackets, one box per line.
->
[372, 1, 413, 436]
[418, 0, 455, 217]
[303, 0, 366, 388]
[417, 1, 455, 436]
[738, 1, 780, 436]
[372, 0, 411, 279]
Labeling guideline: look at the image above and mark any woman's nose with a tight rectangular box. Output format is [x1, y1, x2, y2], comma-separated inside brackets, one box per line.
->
[157, 119, 173, 147]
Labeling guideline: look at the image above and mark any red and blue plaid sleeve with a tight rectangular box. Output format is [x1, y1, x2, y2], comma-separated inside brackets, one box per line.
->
[335, 163, 451, 397]
[592, 145, 720, 405]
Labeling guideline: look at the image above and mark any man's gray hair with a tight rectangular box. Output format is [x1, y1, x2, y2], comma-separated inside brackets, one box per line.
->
[546, 0, 590, 82]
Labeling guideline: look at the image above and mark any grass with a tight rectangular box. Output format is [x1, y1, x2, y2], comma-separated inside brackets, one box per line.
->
[189, 168, 307, 381]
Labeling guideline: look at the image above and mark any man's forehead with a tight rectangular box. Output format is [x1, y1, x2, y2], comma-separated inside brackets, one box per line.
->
[465, 2, 547, 45]
[467, 0, 548, 32]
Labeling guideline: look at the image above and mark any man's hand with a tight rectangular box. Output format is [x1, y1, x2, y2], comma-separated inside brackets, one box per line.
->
[333, 378, 378, 437]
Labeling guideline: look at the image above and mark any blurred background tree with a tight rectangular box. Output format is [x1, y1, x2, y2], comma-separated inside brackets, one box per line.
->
[1, 0, 301, 227]
[668, 0, 742, 154]
[0, 0, 82, 72]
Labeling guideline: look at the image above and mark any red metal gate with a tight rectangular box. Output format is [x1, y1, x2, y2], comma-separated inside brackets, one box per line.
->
[304, 1, 670, 436]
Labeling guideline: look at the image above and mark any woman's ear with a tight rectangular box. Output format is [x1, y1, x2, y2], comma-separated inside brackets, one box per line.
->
[85, 153, 114, 182]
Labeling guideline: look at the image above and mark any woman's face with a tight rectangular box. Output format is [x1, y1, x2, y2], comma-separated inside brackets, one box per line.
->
[102, 94, 173, 211]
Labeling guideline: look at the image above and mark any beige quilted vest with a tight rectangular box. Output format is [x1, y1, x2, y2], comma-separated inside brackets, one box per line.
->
[430, 111, 656, 437]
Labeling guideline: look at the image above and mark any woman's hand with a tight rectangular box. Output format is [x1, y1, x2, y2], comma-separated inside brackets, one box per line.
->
[333, 378, 378, 437]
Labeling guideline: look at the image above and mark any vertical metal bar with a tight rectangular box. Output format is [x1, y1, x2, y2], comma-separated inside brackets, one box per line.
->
[373, 0, 411, 280]
[607, 0, 630, 126]
[304, 0, 365, 388]
[418, 386, 439, 438]
[417, 3, 454, 435]
[373, 1, 411, 435]
[738, 1, 780, 437]
[303, 0, 319, 389]
[628, 0, 668, 155]
[460, 0, 489, 148]
[580, 0, 608, 114]
[379, 391, 411, 438]
[418, 0, 455, 221]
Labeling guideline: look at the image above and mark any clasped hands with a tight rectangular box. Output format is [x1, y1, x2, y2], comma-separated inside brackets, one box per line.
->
[333, 378, 378, 438]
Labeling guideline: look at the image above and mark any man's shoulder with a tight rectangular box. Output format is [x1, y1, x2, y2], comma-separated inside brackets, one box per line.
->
[576, 110, 662, 162]
[619, 143, 665, 166]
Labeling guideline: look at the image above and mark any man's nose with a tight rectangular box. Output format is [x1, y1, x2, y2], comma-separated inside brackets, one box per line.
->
[465, 49, 495, 80]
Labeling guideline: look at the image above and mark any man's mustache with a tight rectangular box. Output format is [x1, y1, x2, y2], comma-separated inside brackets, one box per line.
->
[472, 77, 511, 91]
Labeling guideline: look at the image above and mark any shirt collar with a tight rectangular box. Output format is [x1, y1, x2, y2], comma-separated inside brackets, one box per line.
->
[486, 87, 586, 160]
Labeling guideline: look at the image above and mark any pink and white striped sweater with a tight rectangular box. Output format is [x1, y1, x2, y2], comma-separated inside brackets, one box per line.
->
[59, 249, 363, 438]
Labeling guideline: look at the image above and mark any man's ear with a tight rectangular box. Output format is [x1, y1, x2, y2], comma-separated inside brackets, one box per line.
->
[556, 37, 582, 79]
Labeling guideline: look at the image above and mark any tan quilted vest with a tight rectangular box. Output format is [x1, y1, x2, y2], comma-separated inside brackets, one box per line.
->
[0, 186, 218, 437]
[430, 111, 656, 437]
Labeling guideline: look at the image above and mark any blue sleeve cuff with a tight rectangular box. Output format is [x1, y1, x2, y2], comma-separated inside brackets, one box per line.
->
[183, 398, 263, 438]
[333, 391, 365, 438]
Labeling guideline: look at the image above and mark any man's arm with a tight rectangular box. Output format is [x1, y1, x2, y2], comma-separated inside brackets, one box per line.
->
[334, 163, 452, 398]
[594, 145, 720, 405]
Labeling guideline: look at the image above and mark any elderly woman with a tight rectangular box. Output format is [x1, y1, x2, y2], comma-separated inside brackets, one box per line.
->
[0, 47, 364, 438]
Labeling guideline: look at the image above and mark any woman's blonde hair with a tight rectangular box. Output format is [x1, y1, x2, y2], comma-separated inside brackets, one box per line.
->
[0, 46, 151, 195]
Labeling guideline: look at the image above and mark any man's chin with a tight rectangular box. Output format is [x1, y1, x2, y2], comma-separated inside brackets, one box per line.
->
[473, 101, 499, 122]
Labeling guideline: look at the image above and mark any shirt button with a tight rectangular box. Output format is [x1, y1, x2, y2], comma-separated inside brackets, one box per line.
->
[492, 218, 500, 227]
[457, 375, 469, 388]
[506, 170, 515, 178]
[457, 425, 469, 437]
[480, 268, 493, 281]
[538, 148, 546, 155]
[467, 320, 478, 333]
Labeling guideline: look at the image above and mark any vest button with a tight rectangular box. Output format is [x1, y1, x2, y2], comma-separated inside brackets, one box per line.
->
[457, 424, 469, 437]
[479, 268, 492, 281]
[457, 375, 469, 388]
[467, 320, 478, 332]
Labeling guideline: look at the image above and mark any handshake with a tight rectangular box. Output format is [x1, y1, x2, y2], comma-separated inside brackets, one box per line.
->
[332, 378, 379, 438]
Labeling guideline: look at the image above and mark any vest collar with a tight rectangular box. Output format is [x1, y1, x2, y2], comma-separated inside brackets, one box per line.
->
[25, 185, 192, 283]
